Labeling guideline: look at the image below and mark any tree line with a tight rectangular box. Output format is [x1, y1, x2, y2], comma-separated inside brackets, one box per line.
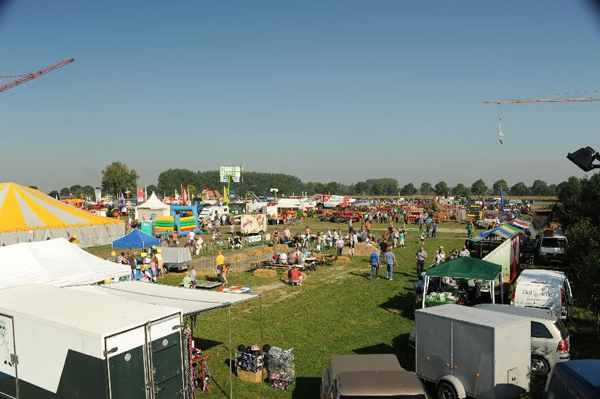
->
[44, 161, 565, 199]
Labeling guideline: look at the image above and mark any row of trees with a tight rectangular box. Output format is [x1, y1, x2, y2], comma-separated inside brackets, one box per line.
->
[554, 174, 600, 321]
[47, 161, 565, 199]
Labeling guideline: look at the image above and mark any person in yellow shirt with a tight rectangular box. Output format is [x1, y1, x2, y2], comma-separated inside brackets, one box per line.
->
[215, 250, 227, 285]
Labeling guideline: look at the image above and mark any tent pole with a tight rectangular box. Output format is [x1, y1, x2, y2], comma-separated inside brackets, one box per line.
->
[229, 306, 233, 399]
[422, 277, 429, 309]
[260, 297, 264, 345]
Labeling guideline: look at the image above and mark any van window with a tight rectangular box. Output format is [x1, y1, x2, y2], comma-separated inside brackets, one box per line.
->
[541, 238, 567, 248]
[531, 322, 553, 339]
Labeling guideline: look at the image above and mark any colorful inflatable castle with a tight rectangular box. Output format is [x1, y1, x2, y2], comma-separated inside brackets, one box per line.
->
[154, 206, 202, 237]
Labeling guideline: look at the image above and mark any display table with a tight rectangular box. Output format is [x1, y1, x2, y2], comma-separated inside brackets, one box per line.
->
[425, 292, 459, 307]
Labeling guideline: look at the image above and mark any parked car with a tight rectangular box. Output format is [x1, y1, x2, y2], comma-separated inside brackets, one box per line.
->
[475, 304, 570, 376]
[536, 234, 568, 265]
[544, 360, 600, 399]
[511, 269, 573, 323]
[320, 354, 428, 399]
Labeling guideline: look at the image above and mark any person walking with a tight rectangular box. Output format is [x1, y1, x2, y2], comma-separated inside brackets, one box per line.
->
[335, 236, 345, 257]
[415, 246, 427, 276]
[384, 247, 397, 280]
[215, 250, 227, 285]
[368, 249, 380, 279]
[431, 221, 437, 238]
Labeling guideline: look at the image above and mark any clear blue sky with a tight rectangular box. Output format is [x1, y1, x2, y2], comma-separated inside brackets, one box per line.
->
[1, 0, 599, 192]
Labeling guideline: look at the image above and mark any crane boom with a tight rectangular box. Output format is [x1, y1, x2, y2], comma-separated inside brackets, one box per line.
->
[0, 58, 74, 93]
[483, 97, 600, 104]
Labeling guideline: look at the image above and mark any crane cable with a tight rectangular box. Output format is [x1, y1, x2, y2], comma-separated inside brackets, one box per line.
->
[497, 104, 504, 145]
[0, 67, 65, 99]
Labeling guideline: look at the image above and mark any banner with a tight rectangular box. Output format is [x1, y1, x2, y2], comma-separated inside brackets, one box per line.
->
[137, 187, 144, 203]
[94, 188, 102, 203]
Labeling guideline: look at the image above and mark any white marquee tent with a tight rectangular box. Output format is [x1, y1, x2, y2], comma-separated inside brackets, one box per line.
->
[0, 238, 131, 290]
[135, 192, 170, 221]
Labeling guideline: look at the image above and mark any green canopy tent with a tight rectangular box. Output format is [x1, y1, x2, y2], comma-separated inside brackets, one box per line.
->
[422, 257, 504, 308]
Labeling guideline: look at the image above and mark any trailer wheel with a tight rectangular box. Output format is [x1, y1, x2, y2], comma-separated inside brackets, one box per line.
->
[437, 381, 458, 399]
[531, 355, 550, 376]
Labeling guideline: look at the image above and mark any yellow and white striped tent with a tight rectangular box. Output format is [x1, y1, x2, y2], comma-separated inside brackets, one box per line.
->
[0, 182, 125, 247]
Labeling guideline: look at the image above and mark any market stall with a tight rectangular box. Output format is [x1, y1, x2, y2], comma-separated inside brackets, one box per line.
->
[422, 257, 503, 308]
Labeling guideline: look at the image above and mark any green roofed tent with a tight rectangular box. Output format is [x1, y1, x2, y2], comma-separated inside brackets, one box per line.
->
[425, 257, 502, 280]
[422, 257, 504, 308]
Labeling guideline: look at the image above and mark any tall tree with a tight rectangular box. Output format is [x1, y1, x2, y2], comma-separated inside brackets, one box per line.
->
[509, 182, 528, 196]
[471, 179, 488, 196]
[82, 185, 95, 198]
[354, 182, 369, 195]
[146, 184, 159, 196]
[492, 179, 509, 195]
[419, 182, 434, 195]
[101, 161, 139, 197]
[324, 182, 339, 194]
[434, 181, 449, 196]
[451, 183, 470, 196]
[400, 183, 417, 195]
[555, 173, 600, 322]
[157, 168, 197, 194]
[60, 187, 70, 197]
[530, 179, 549, 196]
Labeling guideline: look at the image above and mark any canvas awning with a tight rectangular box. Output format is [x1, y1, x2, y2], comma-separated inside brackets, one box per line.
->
[509, 218, 532, 229]
[471, 223, 522, 242]
[68, 281, 259, 316]
[112, 228, 161, 248]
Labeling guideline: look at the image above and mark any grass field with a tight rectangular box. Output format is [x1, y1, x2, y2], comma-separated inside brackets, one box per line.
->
[87, 218, 599, 398]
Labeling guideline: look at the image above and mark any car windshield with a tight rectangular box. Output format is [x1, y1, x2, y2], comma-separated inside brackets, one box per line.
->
[542, 238, 567, 248]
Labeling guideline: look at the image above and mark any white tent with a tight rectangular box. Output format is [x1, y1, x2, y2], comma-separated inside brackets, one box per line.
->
[135, 192, 171, 221]
[0, 238, 131, 290]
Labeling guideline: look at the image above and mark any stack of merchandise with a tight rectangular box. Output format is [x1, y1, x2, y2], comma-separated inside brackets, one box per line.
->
[236, 345, 264, 372]
[267, 347, 295, 390]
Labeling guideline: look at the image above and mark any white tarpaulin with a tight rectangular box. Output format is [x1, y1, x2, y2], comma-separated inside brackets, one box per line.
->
[484, 236, 516, 282]
[68, 281, 259, 316]
[0, 238, 131, 290]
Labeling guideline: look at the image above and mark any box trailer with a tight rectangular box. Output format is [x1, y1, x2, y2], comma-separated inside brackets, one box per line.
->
[240, 214, 268, 235]
[0, 284, 185, 399]
[415, 304, 530, 399]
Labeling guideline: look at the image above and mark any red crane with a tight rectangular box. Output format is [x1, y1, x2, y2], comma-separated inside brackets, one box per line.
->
[0, 58, 74, 93]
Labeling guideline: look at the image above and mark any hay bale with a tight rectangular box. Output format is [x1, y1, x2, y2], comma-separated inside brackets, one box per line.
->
[248, 249, 262, 257]
[274, 244, 288, 252]
[336, 256, 351, 264]
[353, 242, 374, 257]
[253, 269, 277, 278]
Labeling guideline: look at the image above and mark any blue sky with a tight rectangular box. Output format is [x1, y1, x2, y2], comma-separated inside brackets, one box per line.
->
[1, 0, 599, 192]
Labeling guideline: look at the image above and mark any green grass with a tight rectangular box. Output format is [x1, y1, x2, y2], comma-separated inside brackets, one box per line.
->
[158, 229, 466, 398]
[88, 219, 599, 398]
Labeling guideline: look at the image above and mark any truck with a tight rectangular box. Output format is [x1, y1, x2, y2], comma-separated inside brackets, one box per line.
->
[240, 214, 268, 235]
[415, 304, 530, 399]
[0, 284, 184, 399]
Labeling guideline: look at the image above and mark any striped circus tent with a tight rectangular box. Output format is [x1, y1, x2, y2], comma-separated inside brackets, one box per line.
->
[0, 182, 125, 247]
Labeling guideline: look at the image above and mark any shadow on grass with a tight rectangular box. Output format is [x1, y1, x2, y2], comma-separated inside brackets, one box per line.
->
[379, 289, 417, 320]
[292, 377, 321, 398]
[193, 337, 222, 351]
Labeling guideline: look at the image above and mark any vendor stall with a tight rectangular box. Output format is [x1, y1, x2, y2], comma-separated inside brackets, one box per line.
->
[422, 257, 503, 308]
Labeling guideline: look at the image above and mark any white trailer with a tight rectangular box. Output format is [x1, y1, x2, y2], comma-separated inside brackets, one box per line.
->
[0, 284, 184, 399]
[240, 214, 268, 235]
[415, 304, 530, 399]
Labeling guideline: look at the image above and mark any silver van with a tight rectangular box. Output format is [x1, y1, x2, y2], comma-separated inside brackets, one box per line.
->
[511, 269, 573, 323]
[537, 235, 568, 265]
[476, 304, 570, 376]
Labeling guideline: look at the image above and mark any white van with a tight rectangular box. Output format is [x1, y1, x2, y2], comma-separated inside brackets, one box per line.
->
[537, 234, 568, 265]
[198, 205, 229, 222]
[512, 269, 573, 323]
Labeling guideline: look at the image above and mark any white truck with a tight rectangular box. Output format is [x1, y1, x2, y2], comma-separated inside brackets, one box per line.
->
[198, 205, 229, 222]
[240, 214, 268, 235]
[415, 304, 530, 399]
[0, 284, 184, 399]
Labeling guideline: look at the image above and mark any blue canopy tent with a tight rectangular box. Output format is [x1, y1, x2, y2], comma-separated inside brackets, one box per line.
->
[112, 228, 161, 249]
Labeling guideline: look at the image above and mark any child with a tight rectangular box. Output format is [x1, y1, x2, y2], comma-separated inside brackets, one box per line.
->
[420, 231, 425, 245]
